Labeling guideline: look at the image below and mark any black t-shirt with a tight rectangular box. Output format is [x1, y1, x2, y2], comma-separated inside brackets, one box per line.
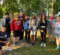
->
[5, 18, 11, 33]
[0, 31, 9, 47]
[39, 20, 47, 33]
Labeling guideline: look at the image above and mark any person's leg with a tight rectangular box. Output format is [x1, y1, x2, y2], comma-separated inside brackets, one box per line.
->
[33, 35, 36, 43]
[31, 35, 34, 44]
[25, 30, 27, 42]
[56, 38, 60, 49]
[52, 35, 55, 44]
[13, 37, 16, 44]
[35, 30, 37, 41]
[27, 31, 30, 43]
[58, 38, 60, 45]
[13, 31, 17, 44]
[0, 50, 3, 55]
[43, 33, 46, 43]
[40, 32, 44, 46]
[6, 40, 11, 46]
[48, 30, 52, 43]
[41, 32, 44, 43]
[20, 30, 24, 40]
[43, 33, 46, 47]
[49, 34, 52, 43]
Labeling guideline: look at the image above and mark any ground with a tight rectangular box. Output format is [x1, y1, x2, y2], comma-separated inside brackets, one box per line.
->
[4, 38, 60, 55]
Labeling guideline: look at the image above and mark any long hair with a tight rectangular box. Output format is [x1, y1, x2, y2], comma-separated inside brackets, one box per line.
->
[40, 14, 46, 23]
[24, 15, 29, 22]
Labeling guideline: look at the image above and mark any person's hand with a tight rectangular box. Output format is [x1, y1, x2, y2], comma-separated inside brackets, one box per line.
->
[11, 31, 13, 35]
[52, 23, 56, 28]
[3, 41, 7, 44]
[40, 30, 44, 32]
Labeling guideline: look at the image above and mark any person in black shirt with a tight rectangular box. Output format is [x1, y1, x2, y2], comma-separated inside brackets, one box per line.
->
[39, 14, 47, 47]
[0, 26, 10, 55]
[19, 10, 25, 41]
[1, 13, 11, 44]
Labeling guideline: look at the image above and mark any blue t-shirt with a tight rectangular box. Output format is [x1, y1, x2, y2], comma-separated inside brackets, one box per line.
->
[23, 20, 30, 30]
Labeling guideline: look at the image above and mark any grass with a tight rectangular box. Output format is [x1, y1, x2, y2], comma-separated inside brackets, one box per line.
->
[4, 38, 60, 55]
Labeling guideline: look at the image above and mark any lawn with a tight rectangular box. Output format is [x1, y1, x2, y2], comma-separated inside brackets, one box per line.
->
[4, 37, 60, 55]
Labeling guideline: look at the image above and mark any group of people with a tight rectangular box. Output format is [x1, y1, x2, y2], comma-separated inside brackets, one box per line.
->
[0, 10, 60, 55]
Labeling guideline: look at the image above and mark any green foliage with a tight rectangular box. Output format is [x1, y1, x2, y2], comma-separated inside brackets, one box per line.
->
[0, 0, 52, 17]
[0, 6, 3, 18]
[53, 0, 60, 14]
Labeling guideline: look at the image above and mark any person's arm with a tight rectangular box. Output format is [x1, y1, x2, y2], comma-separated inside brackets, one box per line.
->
[1, 18, 5, 27]
[0, 41, 6, 44]
[10, 20, 14, 35]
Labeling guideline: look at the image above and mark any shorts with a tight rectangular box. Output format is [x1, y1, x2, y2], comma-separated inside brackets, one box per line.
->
[13, 30, 20, 37]
[31, 31, 37, 35]
[48, 29, 54, 35]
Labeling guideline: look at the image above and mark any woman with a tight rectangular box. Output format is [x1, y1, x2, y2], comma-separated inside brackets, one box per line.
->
[29, 15, 37, 45]
[52, 16, 60, 50]
[39, 14, 47, 47]
[23, 16, 30, 43]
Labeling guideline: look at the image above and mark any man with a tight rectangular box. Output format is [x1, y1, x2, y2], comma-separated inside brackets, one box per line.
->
[1, 13, 11, 41]
[48, 13, 55, 44]
[0, 26, 11, 55]
[19, 10, 25, 40]
[11, 14, 23, 45]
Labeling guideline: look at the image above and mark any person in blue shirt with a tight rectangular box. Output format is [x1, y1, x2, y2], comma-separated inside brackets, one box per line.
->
[23, 16, 30, 43]
[0, 26, 11, 55]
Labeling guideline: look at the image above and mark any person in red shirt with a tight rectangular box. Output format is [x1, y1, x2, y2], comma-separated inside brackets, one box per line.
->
[10, 14, 23, 45]
[48, 13, 55, 44]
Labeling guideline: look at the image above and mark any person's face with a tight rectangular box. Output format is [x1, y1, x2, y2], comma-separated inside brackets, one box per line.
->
[14, 15, 19, 20]
[25, 16, 28, 20]
[39, 15, 41, 18]
[20, 11, 23, 16]
[50, 14, 54, 18]
[5, 15, 9, 19]
[57, 16, 60, 22]
[42, 15, 45, 19]
[32, 15, 35, 19]
[1, 27, 6, 32]
[42, 15, 45, 21]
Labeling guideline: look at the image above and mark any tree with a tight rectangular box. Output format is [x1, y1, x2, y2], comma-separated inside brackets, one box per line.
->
[53, 0, 60, 14]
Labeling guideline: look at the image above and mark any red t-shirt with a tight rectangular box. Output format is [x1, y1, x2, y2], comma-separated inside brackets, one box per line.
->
[50, 17, 55, 20]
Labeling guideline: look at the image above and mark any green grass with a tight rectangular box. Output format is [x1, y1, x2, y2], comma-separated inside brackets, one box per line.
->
[4, 38, 60, 55]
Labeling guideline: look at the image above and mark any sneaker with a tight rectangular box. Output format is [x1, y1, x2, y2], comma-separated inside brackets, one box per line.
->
[56, 47, 60, 50]
[43, 43, 46, 47]
[41, 43, 43, 47]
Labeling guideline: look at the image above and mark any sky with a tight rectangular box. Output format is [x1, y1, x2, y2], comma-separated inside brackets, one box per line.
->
[0, 0, 3, 4]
